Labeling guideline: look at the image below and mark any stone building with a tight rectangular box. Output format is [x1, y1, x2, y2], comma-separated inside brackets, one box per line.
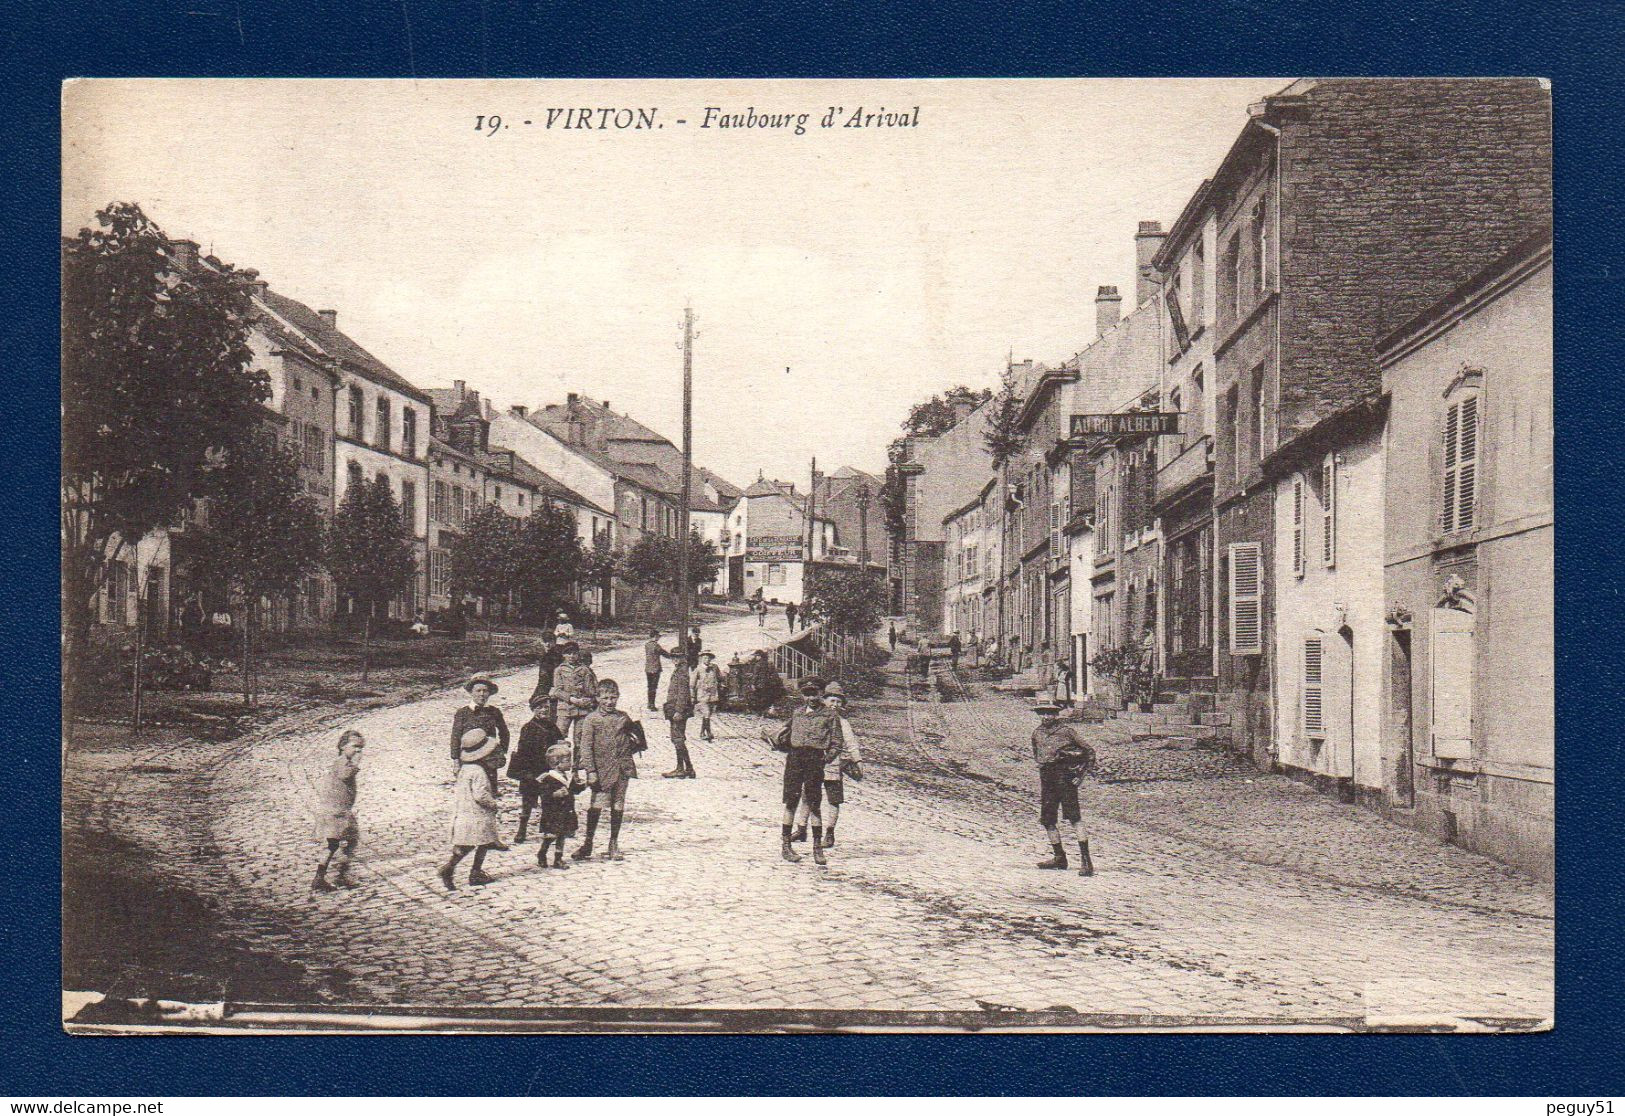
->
[942, 478, 997, 643]
[1205, 77, 1552, 768]
[1378, 229, 1552, 881]
[725, 477, 837, 607]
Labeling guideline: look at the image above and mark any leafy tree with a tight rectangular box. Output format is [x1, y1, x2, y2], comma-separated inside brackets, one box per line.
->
[880, 463, 908, 540]
[328, 475, 417, 680]
[984, 364, 1027, 468]
[579, 531, 623, 619]
[188, 428, 327, 707]
[803, 566, 887, 636]
[902, 385, 991, 440]
[448, 502, 525, 626]
[515, 501, 583, 623]
[623, 531, 722, 591]
[62, 201, 268, 730]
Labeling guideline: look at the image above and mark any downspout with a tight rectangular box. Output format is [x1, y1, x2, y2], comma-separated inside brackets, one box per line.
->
[1255, 115, 1284, 760]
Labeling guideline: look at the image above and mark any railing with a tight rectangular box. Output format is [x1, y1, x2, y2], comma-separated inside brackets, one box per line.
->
[769, 623, 874, 685]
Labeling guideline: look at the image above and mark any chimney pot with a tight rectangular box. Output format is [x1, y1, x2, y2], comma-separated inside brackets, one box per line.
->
[1095, 284, 1123, 339]
[318, 309, 338, 329]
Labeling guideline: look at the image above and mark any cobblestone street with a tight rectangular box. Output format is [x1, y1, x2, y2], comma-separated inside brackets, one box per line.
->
[64, 614, 1553, 1028]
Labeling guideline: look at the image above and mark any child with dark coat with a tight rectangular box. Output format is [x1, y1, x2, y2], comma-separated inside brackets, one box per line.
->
[506, 707, 563, 844]
[535, 743, 582, 868]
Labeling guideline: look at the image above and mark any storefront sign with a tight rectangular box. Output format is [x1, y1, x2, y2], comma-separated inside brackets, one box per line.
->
[1069, 412, 1182, 437]
[747, 534, 804, 560]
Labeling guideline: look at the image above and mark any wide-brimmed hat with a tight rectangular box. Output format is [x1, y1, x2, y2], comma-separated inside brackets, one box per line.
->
[1032, 700, 1061, 715]
[799, 677, 826, 696]
[465, 673, 499, 694]
[459, 727, 501, 762]
[700, 650, 715, 660]
[823, 681, 846, 699]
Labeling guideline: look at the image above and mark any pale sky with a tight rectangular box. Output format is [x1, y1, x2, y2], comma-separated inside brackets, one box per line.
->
[63, 78, 1285, 488]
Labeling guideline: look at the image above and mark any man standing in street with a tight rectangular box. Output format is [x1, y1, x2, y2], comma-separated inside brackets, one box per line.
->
[1029, 700, 1098, 876]
[692, 650, 723, 741]
[949, 631, 962, 671]
[643, 628, 672, 712]
[661, 657, 697, 779]
[888, 621, 898, 653]
[785, 600, 798, 632]
[773, 678, 838, 865]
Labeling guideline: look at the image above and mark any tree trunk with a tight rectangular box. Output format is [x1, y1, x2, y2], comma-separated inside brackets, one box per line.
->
[361, 610, 372, 683]
[132, 579, 147, 733]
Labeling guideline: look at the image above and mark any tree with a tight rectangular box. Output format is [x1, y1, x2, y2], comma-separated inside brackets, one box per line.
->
[188, 428, 327, 707]
[579, 531, 623, 619]
[623, 531, 721, 591]
[984, 364, 1027, 468]
[515, 502, 583, 623]
[803, 566, 887, 636]
[328, 475, 417, 680]
[902, 385, 991, 440]
[62, 201, 269, 731]
[447, 503, 525, 626]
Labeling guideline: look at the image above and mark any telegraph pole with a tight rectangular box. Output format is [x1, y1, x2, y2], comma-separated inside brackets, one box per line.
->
[676, 305, 694, 659]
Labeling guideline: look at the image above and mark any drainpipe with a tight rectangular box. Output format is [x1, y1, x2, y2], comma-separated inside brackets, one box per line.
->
[1255, 115, 1285, 760]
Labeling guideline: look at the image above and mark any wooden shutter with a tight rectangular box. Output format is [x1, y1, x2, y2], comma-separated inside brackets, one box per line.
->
[1442, 395, 1481, 534]
[1291, 475, 1304, 576]
[1431, 606, 1475, 758]
[1321, 457, 1337, 566]
[1302, 635, 1325, 739]
[1049, 498, 1061, 561]
[1228, 541, 1263, 655]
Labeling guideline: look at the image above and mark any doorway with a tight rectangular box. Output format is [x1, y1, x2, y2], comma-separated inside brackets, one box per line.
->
[1388, 627, 1415, 806]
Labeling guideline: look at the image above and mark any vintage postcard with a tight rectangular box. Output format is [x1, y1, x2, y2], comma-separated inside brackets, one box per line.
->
[60, 78, 1552, 1033]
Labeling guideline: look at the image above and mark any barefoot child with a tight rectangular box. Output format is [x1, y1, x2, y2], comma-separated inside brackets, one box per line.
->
[535, 743, 581, 868]
[312, 730, 365, 891]
[438, 728, 505, 890]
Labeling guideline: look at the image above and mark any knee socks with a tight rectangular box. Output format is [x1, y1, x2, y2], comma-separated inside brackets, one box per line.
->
[609, 810, 624, 845]
[581, 808, 602, 848]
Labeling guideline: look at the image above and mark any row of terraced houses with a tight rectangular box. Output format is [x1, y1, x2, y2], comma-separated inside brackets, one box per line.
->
[895, 79, 1553, 879]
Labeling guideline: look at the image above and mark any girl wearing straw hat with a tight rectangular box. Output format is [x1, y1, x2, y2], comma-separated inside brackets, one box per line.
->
[438, 728, 506, 890]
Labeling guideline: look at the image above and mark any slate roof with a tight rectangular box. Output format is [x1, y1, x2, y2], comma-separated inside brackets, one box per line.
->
[257, 289, 430, 403]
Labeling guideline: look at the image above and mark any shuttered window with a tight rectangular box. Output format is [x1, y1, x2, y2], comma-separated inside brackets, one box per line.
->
[1291, 474, 1305, 576]
[1048, 496, 1062, 562]
[1431, 606, 1475, 758]
[1228, 541, 1263, 655]
[1321, 456, 1338, 566]
[1302, 635, 1325, 739]
[1441, 394, 1480, 534]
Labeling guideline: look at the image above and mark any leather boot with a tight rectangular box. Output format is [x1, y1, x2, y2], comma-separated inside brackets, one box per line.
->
[790, 826, 808, 844]
[312, 866, 336, 892]
[333, 864, 358, 889]
[1077, 840, 1095, 877]
[514, 818, 529, 845]
[1037, 843, 1069, 870]
[436, 861, 458, 890]
[781, 836, 801, 863]
[811, 830, 827, 865]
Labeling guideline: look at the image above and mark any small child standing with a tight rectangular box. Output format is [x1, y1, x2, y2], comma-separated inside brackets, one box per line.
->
[438, 728, 505, 890]
[535, 743, 581, 868]
[573, 678, 638, 861]
[312, 730, 365, 891]
[507, 705, 563, 844]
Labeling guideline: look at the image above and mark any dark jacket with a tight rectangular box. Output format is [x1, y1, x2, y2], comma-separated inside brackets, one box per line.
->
[451, 703, 510, 763]
[507, 715, 562, 784]
[529, 646, 565, 710]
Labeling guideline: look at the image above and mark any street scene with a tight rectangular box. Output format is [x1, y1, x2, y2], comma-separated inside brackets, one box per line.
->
[61, 78, 1552, 1032]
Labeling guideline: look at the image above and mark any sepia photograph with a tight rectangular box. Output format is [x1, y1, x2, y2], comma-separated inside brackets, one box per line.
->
[60, 77, 1553, 1034]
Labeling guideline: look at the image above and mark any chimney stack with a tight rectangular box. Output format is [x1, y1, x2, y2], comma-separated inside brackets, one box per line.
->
[453, 379, 466, 398]
[1095, 285, 1122, 338]
[1134, 220, 1167, 304]
[510, 404, 528, 419]
[567, 392, 579, 407]
[167, 239, 200, 272]
[318, 309, 338, 329]
[603, 400, 611, 410]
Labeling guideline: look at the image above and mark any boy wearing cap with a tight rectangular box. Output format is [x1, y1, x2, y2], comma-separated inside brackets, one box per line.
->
[312, 730, 366, 891]
[506, 702, 564, 844]
[692, 651, 723, 742]
[776, 678, 839, 865]
[573, 679, 638, 861]
[1030, 701, 1098, 876]
[438, 728, 506, 889]
[792, 681, 863, 849]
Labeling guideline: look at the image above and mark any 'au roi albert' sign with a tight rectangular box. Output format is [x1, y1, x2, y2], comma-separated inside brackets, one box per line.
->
[1069, 412, 1182, 438]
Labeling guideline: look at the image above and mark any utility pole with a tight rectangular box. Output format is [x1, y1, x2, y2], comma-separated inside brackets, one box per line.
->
[857, 483, 870, 566]
[804, 456, 818, 612]
[676, 305, 694, 659]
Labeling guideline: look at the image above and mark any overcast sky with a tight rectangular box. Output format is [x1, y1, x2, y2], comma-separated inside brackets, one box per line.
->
[63, 78, 1285, 488]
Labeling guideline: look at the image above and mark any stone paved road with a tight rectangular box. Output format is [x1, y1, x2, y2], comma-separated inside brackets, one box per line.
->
[72, 613, 1553, 1025]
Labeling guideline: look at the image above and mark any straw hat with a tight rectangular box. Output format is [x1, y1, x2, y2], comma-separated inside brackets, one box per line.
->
[459, 727, 500, 762]
[465, 673, 499, 695]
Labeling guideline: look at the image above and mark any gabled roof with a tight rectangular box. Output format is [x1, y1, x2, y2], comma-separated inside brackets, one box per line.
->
[695, 465, 743, 500]
[483, 446, 612, 514]
[257, 289, 430, 403]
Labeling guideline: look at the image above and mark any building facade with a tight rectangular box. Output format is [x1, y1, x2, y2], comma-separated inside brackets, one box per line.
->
[1378, 232, 1552, 881]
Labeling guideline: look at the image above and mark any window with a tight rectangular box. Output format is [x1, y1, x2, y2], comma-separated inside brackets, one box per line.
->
[1441, 393, 1480, 534]
[517, 492, 525, 508]
[1253, 195, 1271, 294]
[348, 386, 364, 438]
[347, 461, 363, 491]
[375, 397, 391, 451]
[1252, 365, 1268, 462]
[1302, 634, 1325, 740]
[1321, 456, 1337, 566]
[1430, 604, 1475, 758]
[292, 375, 303, 393]
[1048, 493, 1062, 562]
[303, 423, 323, 469]
[1197, 525, 1212, 647]
[401, 480, 416, 530]
[306, 577, 323, 619]
[107, 560, 130, 623]
[429, 550, 448, 597]
[767, 563, 786, 586]
[310, 385, 319, 401]
[434, 480, 448, 523]
[1291, 473, 1305, 576]
[493, 484, 503, 503]
[1228, 541, 1262, 655]
[1191, 238, 1205, 328]
[402, 408, 417, 458]
[452, 485, 465, 526]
